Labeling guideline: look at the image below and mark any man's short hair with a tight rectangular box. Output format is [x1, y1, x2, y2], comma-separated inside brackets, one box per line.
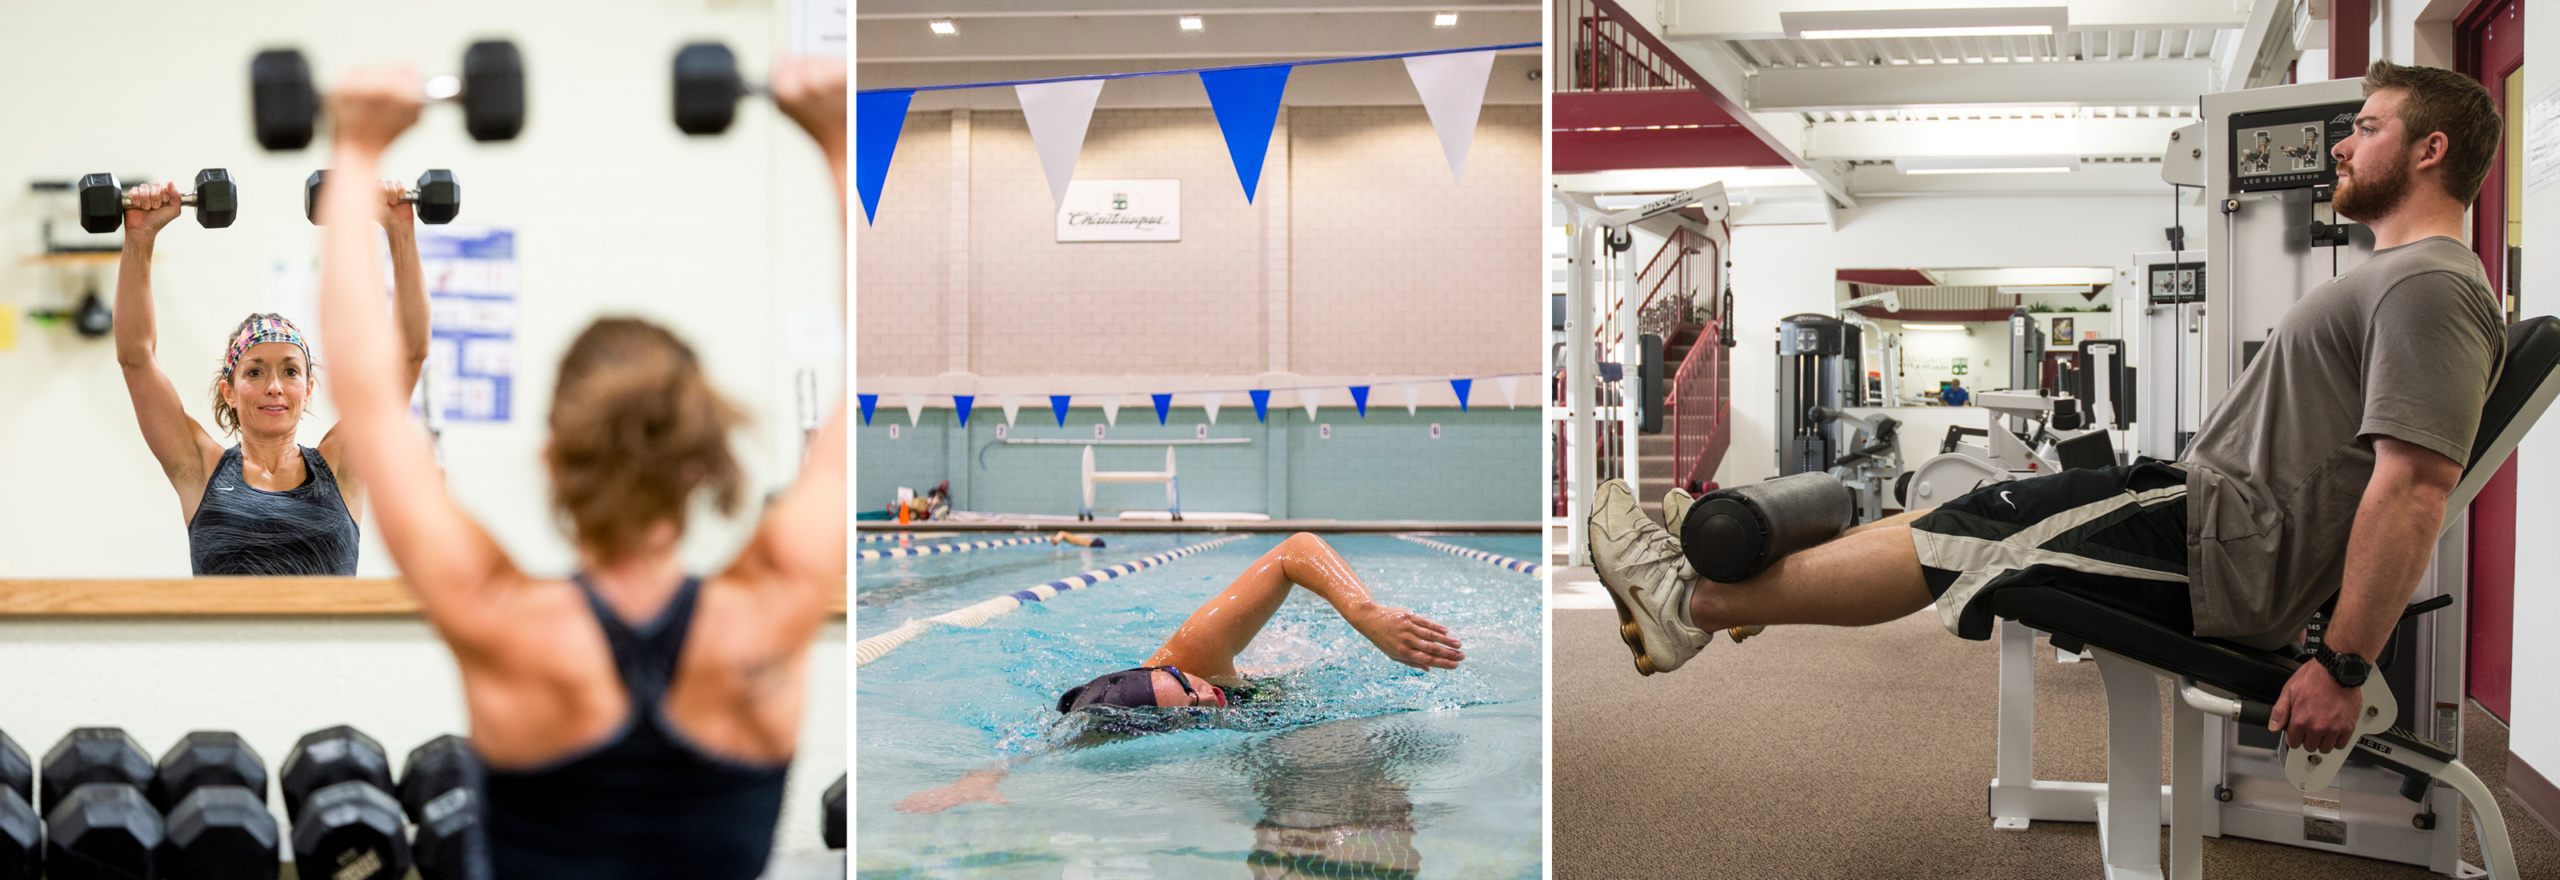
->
[2363, 61, 2503, 206]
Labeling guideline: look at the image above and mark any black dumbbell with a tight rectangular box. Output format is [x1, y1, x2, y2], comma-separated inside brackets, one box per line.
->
[398, 736, 489, 880]
[77, 170, 240, 234]
[290, 781, 409, 880]
[251, 42, 525, 150]
[0, 730, 27, 803]
[278, 726, 392, 826]
[0, 786, 36, 880]
[154, 731, 278, 880]
[39, 728, 152, 818]
[822, 772, 845, 850]
[673, 42, 784, 135]
[46, 783, 161, 880]
[305, 169, 460, 225]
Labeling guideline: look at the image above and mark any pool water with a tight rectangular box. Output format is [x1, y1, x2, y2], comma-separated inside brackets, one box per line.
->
[855, 533, 1544, 879]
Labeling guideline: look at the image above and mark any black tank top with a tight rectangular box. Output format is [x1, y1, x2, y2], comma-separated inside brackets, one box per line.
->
[188, 445, 360, 575]
[482, 576, 791, 880]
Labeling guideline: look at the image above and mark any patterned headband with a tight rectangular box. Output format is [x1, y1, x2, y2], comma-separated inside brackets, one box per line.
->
[224, 316, 310, 375]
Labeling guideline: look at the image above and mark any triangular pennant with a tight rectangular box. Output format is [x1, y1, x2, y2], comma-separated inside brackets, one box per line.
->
[1198, 65, 1292, 203]
[1400, 382, 1422, 416]
[1401, 51, 1497, 182]
[1300, 389, 1320, 421]
[1250, 389, 1272, 422]
[855, 90, 916, 224]
[903, 393, 925, 426]
[953, 395, 974, 427]
[1450, 378, 1472, 411]
[1015, 79, 1107, 211]
[1151, 393, 1173, 425]
[1001, 394, 1022, 426]
[858, 393, 878, 425]
[1496, 375, 1521, 409]
[1202, 393, 1222, 424]
[1350, 385, 1369, 417]
[1101, 394, 1122, 426]
[1050, 395, 1072, 427]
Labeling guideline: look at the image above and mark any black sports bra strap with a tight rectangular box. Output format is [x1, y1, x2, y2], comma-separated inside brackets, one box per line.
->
[567, 574, 705, 703]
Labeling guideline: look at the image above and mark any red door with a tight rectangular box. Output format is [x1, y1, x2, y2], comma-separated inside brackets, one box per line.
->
[2457, 0, 2521, 721]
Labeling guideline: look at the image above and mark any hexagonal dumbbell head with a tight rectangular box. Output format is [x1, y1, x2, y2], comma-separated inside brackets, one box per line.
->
[0, 730, 28, 803]
[191, 169, 240, 229]
[413, 169, 461, 224]
[76, 173, 126, 234]
[673, 42, 746, 135]
[289, 781, 409, 880]
[459, 41, 525, 142]
[151, 731, 268, 814]
[399, 736, 487, 880]
[822, 772, 845, 849]
[40, 728, 153, 818]
[45, 783, 161, 880]
[162, 785, 278, 880]
[278, 726, 391, 825]
[0, 786, 37, 880]
[250, 49, 319, 151]
[395, 736, 478, 824]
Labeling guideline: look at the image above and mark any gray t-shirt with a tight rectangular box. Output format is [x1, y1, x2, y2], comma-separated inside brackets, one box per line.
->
[2181, 236, 2502, 648]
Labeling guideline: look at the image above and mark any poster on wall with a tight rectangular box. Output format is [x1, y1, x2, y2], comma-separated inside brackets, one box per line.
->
[2049, 317, 2073, 349]
[1057, 179, 1180, 242]
[419, 226, 519, 422]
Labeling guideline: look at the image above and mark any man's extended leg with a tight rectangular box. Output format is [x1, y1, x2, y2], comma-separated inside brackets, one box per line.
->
[1145, 532, 1464, 684]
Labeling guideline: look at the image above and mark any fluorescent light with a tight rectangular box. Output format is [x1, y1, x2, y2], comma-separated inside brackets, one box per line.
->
[1903, 166, 2074, 175]
[1902, 323, 1968, 331]
[928, 19, 956, 35]
[1895, 155, 2078, 175]
[1434, 12, 1459, 27]
[1179, 15, 1204, 30]
[1998, 285, 2093, 295]
[1801, 25, 2052, 40]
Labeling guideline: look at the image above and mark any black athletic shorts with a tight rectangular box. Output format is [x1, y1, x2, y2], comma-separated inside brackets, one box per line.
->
[1909, 462, 2193, 641]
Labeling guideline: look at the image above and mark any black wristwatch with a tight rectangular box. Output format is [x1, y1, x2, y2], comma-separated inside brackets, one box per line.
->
[2314, 645, 2370, 688]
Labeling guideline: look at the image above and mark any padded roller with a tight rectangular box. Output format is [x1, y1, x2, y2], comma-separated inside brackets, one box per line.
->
[1687, 473, 1854, 583]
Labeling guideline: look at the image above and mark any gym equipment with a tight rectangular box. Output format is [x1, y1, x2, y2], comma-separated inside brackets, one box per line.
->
[671, 42, 776, 135]
[0, 730, 26, 802]
[250, 42, 524, 150]
[39, 728, 151, 818]
[163, 786, 279, 880]
[289, 780, 410, 880]
[76, 170, 239, 234]
[0, 787, 35, 880]
[1774, 313, 1902, 522]
[1079, 446, 1179, 521]
[305, 169, 460, 225]
[45, 783, 160, 880]
[1899, 308, 2120, 509]
[822, 773, 845, 850]
[1685, 472, 1854, 584]
[398, 736, 489, 880]
[278, 726, 392, 825]
[1983, 316, 2560, 880]
[150, 731, 268, 812]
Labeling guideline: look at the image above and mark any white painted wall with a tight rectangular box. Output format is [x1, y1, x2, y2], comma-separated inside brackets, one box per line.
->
[0, 1, 845, 579]
[0, 619, 847, 864]
[2508, 0, 2559, 800]
[1722, 194, 2200, 487]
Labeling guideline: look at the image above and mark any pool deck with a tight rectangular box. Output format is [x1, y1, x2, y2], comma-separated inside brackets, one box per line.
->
[857, 518, 1539, 534]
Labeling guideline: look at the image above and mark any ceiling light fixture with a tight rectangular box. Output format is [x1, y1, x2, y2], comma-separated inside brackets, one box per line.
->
[1179, 15, 1204, 31]
[1783, 7, 2067, 41]
[1895, 155, 2079, 175]
[1901, 323, 1969, 331]
[1434, 12, 1459, 27]
[1902, 166, 2074, 175]
[928, 19, 956, 35]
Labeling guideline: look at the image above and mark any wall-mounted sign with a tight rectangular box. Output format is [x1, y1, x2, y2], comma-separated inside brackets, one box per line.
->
[1057, 179, 1180, 242]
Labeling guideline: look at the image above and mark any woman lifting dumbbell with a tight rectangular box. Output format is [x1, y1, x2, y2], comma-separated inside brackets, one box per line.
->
[314, 57, 846, 880]
[112, 174, 431, 576]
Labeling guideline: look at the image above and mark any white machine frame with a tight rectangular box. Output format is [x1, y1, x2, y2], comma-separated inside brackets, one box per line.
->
[1080, 445, 1179, 521]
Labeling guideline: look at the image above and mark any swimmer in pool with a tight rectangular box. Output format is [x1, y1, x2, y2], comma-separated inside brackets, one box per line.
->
[1050, 531, 1104, 548]
[894, 532, 1464, 814]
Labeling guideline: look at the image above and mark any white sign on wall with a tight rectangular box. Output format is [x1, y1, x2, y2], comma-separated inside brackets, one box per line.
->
[1057, 179, 1180, 242]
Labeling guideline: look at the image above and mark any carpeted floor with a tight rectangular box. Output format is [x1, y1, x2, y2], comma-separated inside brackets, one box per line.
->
[1552, 597, 2560, 879]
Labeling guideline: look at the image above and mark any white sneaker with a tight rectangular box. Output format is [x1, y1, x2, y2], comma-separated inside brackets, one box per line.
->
[1662, 487, 1697, 546]
[1588, 480, 1712, 675]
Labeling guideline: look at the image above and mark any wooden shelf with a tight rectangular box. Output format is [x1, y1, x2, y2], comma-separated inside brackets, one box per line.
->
[21, 251, 121, 265]
[0, 577, 850, 617]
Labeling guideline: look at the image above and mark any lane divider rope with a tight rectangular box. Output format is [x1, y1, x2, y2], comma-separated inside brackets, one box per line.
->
[1396, 535, 1543, 576]
[854, 535, 1251, 667]
[857, 535, 1046, 561]
[857, 532, 954, 544]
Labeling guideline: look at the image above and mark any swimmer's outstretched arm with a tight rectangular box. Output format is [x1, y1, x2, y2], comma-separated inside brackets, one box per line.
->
[895, 756, 1030, 814]
[718, 58, 847, 623]
[1145, 532, 1463, 685]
